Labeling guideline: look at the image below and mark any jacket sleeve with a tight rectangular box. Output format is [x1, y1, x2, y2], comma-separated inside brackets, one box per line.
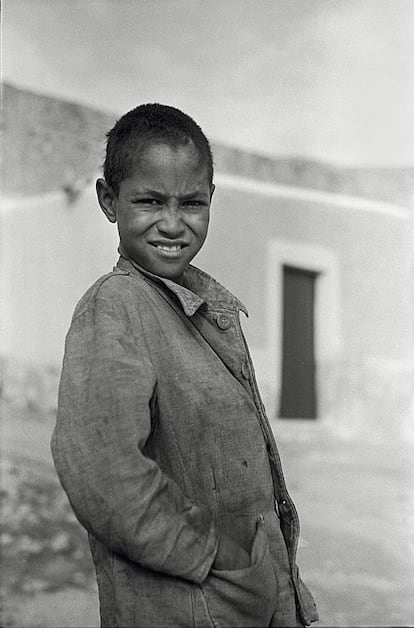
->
[51, 279, 218, 584]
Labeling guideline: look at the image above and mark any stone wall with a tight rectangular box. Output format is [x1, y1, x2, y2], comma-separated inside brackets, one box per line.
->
[1, 357, 60, 423]
[3, 82, 414, 206]
[2, 83, 115, 197]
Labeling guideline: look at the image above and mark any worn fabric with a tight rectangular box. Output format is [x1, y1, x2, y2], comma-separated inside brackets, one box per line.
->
[51, 254, 318, 627]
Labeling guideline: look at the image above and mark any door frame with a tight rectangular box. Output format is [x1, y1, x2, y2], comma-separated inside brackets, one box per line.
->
[264, 240, 342, 419]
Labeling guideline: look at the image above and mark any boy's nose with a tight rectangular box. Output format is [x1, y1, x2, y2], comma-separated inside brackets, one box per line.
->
[157, 210, 185, 238]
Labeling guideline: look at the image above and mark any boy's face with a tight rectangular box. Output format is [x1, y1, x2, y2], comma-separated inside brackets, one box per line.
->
[97, 141, 214, 283]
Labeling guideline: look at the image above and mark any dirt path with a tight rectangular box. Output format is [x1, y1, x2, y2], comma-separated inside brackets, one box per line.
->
[275, 426, 414, 626]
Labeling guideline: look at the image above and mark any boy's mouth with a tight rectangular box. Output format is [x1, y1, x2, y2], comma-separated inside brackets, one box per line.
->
[150, 242, 188, 258]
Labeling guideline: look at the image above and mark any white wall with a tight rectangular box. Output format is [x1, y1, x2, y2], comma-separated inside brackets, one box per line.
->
[195, 174, 414, 431]
[2, 176, 413, 436]
[1, 187, 118, 366]
[197, 174, 413, 360]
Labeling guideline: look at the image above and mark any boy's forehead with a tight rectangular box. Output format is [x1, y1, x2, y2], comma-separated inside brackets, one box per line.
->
[131, 138, 207, 173]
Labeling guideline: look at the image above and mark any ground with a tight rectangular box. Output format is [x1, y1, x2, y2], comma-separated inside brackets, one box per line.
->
[1, 409, 413, 627]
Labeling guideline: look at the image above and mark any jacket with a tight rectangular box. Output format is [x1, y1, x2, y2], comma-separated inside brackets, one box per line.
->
[51, 255, 318, 627]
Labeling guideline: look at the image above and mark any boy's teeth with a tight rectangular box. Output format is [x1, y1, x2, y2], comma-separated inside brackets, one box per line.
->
[158, 245, 181, 251]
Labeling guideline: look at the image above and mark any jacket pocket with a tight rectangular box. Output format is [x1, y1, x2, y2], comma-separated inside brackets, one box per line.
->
[200, 517, 277, 628]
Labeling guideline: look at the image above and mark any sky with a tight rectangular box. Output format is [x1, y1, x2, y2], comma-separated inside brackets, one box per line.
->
[3, 0, 414, 166]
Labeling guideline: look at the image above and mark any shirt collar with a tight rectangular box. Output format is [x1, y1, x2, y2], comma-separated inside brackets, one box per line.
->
[116, 253, 248, 318]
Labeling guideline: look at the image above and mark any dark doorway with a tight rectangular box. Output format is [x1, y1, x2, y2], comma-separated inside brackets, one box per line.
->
[279, 265, 318, 419]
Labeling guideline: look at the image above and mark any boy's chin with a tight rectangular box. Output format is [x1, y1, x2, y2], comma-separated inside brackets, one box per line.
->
[138, 259, 188, 283]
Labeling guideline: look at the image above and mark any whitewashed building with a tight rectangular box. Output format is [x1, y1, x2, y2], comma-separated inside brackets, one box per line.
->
[2, 83, 414, 440]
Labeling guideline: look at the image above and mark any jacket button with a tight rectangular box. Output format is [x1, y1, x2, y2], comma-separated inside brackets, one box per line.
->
[241, 361, 250, 379]
[216, 314, 231, 330]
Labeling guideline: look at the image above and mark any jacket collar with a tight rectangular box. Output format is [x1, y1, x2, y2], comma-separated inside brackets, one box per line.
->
[116, 253, 248, 318]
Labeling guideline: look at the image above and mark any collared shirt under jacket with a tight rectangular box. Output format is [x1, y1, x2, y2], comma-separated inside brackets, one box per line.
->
[51, 255, 318, 628]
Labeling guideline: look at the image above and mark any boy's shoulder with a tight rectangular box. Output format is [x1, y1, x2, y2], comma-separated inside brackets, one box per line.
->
[72, 266, 149, 319]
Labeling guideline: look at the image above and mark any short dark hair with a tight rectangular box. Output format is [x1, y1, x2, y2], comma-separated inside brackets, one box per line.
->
[103, 103, 214, 196]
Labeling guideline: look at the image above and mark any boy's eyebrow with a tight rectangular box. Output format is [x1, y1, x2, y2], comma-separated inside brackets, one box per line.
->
[131, 187, 209, 199]
[180, 189, 210, 200]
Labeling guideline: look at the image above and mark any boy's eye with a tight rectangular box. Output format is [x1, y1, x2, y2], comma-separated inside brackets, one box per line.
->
[135, 198, 162, 207]
[182, 200, 204, 208]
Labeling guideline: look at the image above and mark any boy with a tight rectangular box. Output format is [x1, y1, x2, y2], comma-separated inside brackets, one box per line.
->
[51, 104, 318, 627]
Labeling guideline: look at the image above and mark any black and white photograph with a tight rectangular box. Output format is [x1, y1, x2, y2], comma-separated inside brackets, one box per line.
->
[1, 1, 414, 627]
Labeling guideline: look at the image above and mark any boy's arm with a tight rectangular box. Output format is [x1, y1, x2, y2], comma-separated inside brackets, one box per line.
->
[52, 285, 219, 584]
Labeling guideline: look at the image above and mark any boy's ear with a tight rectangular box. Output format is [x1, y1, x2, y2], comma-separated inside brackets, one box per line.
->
[96, 178, 117, 223]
